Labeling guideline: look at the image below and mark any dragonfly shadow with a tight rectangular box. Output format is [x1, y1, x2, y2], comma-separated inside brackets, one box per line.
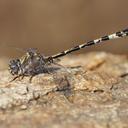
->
[35, 65, 62, 75]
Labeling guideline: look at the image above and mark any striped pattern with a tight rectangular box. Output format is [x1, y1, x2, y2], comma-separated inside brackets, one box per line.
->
[51, 28, 128, 59]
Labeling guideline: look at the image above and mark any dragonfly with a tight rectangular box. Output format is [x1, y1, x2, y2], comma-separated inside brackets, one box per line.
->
[8, 28, 128, 82]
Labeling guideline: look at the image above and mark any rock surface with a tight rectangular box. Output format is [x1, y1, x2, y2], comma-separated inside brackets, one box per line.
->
[0, 52, 128, 128]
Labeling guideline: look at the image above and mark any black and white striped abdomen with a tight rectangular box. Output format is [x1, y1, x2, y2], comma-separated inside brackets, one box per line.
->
[51, 28, 128, 59]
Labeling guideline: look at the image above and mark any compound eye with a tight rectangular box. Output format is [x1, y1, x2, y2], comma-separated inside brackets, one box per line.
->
[9, 60, 15, 64]
[8, 59, 20, 75]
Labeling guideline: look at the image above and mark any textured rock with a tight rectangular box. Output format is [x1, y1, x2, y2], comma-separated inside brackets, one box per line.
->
[0, 52, 128, 128]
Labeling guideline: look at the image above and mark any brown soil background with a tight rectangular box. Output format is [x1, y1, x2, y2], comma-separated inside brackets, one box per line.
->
[0, 0, 128, 57]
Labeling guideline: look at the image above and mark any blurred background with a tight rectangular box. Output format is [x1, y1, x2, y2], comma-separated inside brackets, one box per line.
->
[0, 0, 128, 58]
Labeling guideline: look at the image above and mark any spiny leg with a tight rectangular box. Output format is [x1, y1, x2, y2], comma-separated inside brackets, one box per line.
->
[10, 75, 22, 82]
[29, 75, 36, 83]
[20, 75, 25, 80]
[120, 73, 128, 78]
